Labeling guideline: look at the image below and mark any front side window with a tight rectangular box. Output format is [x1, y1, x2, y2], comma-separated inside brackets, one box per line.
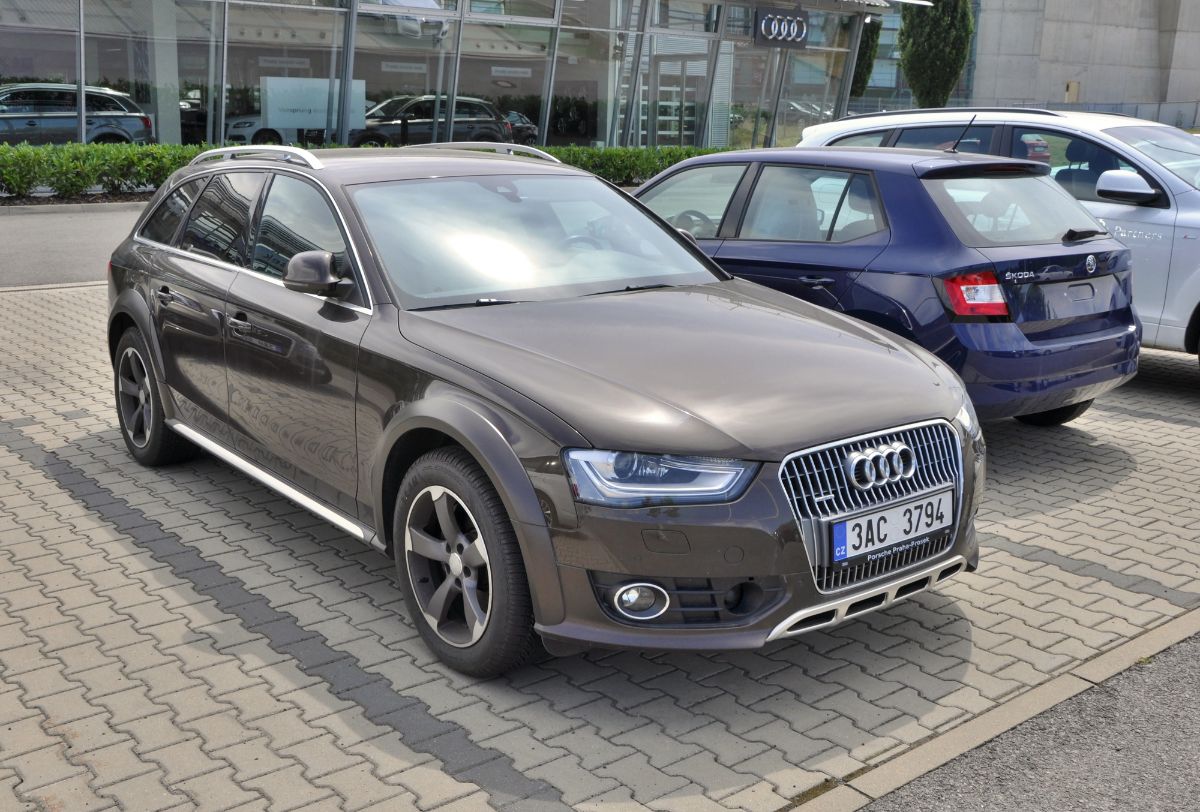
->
[1106, 124, 1200, 189]
[893, 125, 995, 154]
[253, 175, 348, 279]
[1012, 128, 1136, 202]
[352, 174, 720, 309]
[638, 164, 748, 239]
[923, 173, 1106, 247]
[740, 165, 875, 242]
[141, 178, 207, 245]
[86, 93, 124, 113]
[180, 172, 266, 266]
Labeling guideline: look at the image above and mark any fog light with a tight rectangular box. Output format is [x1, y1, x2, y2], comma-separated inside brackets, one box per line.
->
[612, 582, 669, 621]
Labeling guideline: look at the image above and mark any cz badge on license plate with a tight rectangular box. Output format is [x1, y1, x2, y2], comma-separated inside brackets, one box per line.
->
[831, 489, 953, 564]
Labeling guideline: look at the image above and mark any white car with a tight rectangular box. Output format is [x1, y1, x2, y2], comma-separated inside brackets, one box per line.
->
[801, 109, 1200, 364]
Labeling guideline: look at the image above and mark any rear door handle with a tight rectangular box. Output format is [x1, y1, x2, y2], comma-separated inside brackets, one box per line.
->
[25, 120, 37, 127]
[797, 275, 835, 287]
[227, 312, 252, 335]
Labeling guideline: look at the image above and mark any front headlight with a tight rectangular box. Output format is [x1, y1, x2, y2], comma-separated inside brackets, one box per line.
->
[564, 449, 758, 508]
[955, 399, 981, 440]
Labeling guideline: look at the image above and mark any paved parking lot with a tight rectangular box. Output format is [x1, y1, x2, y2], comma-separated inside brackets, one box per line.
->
[1, 283, 1198, 811]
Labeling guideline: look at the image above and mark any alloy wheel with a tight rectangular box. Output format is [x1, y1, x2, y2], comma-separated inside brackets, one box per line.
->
[404, 485, 492, 647]
[117, 347, 152, 448]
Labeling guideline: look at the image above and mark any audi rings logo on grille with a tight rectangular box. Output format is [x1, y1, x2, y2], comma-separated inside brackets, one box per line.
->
[845, 442, 918, 491]
[753, 7, 810, 49]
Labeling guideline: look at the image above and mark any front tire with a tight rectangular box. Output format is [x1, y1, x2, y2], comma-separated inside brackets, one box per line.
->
[251, 129, 283, 145]
[113, 328, 197, 465]
[393, 447, 541, 677]
[1014, 399, 1094, 427]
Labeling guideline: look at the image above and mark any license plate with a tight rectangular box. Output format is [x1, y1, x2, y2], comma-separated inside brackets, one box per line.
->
[832, 489, 953, 564]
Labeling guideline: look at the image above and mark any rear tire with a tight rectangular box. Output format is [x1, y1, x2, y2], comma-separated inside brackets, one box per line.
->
[113, 328, 197, 465]
[393, 447, 541, 677]
[1014, 399, 1094, 427]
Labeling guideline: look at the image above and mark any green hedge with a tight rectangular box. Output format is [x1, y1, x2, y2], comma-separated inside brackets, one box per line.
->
[0, 142, 720, 200]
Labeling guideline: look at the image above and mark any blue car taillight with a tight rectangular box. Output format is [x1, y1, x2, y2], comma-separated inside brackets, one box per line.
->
[944, 271, 1009, 318]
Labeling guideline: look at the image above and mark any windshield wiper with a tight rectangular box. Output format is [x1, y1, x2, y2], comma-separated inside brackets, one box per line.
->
[1062, 227, 1109, 242]
[586, 283, 674, 296]
[414, 298, 525, 311]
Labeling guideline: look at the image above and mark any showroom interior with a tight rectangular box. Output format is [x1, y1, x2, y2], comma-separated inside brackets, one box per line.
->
[0, 0, 870, 149]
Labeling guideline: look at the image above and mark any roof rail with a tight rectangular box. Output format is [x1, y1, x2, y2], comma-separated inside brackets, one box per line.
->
[189, 145, 324, 170]
[840, 107, 1064, 121]
[400, 141, 562, 163]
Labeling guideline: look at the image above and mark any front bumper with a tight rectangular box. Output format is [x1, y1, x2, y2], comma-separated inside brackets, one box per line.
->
[532, 438, 983, 653]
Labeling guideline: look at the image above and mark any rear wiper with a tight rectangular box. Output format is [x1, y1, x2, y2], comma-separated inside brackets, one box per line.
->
[586, 283, 674, 296]
[414, 298, 525, 311]
[1062, 227, 1109, 242]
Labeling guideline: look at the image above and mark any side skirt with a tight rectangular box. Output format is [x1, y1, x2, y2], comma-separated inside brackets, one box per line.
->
[167, 419, 384, 553]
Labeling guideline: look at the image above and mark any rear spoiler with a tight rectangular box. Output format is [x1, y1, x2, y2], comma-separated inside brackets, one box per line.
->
[917, 159, 1051, 180]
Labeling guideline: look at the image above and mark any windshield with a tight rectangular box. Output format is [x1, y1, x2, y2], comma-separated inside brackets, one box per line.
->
[923, 173, 1105, 247]
[1106, 125, 1200, 188]
[352, 174, 720, 309]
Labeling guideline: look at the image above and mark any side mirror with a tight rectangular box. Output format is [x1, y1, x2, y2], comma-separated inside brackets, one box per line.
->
[283, 251, 350, 298]
[1096, 169, 1158, 204]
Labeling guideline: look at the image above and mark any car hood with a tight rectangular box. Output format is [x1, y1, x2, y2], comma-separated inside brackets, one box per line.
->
[401, 280, 963, 460]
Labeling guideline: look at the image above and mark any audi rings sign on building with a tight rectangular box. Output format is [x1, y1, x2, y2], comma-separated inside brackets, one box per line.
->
[753, 6, 810, 49]
[844, 442, 918, 491]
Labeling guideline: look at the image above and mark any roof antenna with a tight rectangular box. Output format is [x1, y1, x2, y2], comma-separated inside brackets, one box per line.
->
[946, 114, 978, 153]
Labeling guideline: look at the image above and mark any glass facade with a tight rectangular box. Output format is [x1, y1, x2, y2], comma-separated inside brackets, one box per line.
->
[0, 0, 864, 148]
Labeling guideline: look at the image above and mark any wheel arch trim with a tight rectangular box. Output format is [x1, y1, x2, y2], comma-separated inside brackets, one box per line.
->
[108, 290, 175, 421]
[372, 394, 566, 625]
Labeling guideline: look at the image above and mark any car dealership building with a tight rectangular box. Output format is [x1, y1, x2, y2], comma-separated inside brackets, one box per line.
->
[0, 0, 890, 149]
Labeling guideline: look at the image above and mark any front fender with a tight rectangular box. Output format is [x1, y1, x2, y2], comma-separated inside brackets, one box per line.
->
[371, 386, 572, 625]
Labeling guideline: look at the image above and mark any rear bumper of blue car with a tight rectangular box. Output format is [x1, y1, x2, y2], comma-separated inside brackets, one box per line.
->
[947, 320, 1141, 420]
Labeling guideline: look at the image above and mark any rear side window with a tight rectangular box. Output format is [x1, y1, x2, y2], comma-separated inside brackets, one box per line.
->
[252, 175, 347, 279]
[830, 130, 890, 148]
[141, 178, 207, 245]
[180, 172, 266, 266]
[893, 125, 994, 154]
[923, 174, 1104, 247]
[740, 165, 880, 242]
[638, 164, 747, 239]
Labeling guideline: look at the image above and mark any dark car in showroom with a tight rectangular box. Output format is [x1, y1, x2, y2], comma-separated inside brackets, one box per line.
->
[349, 95, 512, 147]
[0, 82, 154, 144]
[637, 147, 1141, 425]
[107, 143, 984, 676]
[504, 110, 539, 145]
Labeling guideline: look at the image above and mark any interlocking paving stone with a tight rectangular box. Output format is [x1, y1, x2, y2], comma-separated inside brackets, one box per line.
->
[2, 285, 1199, 809]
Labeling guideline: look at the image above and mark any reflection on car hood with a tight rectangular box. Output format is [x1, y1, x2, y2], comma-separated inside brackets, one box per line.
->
[402, 279, 961, 459]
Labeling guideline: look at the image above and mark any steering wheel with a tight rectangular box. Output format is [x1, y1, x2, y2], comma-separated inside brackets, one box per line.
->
[673, 209, 716, 237]
[559, 235, 604, 252]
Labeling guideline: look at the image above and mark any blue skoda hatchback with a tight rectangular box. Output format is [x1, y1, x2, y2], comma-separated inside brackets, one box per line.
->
[636, 148, 1141, 425]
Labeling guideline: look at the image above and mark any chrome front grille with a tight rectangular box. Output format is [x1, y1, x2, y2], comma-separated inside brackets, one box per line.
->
[780, 421, 963, 593]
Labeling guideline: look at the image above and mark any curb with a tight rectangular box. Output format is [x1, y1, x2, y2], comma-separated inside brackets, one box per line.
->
[791, 606, 1200, 810]
[0, 200, 148, 216]
[0, 281, 106, 293]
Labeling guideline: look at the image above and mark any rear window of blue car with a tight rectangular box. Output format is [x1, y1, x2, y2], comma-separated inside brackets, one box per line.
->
[922, 174, 1104, 247]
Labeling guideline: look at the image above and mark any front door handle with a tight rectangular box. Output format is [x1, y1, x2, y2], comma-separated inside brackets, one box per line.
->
[25, 120, 37, 127]
[797, 275, 835, 287]
[154, 286, 174, 306]
[227, 312, 252, 335]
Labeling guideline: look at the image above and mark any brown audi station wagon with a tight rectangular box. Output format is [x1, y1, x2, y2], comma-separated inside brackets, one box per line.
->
[107, 144, 985, 676]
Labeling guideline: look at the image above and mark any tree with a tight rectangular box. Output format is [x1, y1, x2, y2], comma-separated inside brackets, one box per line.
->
[898, 0, 974, 108]
[849, 17, 884, 99]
